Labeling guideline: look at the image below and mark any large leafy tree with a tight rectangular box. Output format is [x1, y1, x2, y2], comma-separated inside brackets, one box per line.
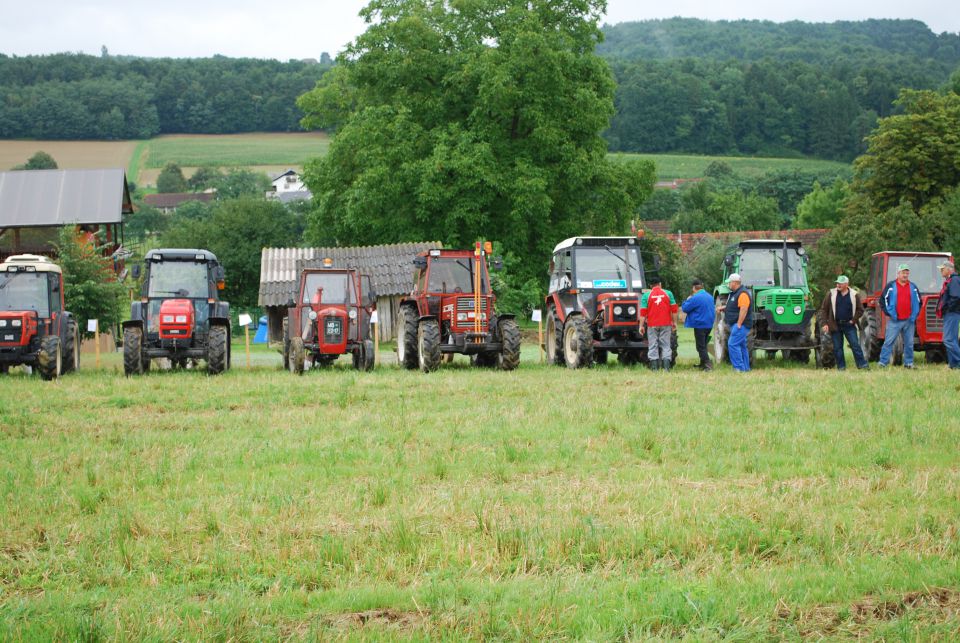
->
[297, 0, 655, 284]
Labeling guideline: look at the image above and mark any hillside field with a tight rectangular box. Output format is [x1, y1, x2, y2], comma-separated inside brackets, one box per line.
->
[2, 341, 958, 640]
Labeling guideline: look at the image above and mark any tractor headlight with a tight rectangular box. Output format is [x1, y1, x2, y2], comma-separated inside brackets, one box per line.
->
[348, 310, 357, 320]
[793, 306, 802, 315]
[775, 306, 785, 315]
[457, 313, 467, 322]
[0, 320, 5, 327]
[175, 315, 187, 323]
[628, 306, 636, 316]
[614, 306, 623, 315]
[12, 319, 20, 327]
[162, 315, 175, 323]
[308, 310, 318, 321]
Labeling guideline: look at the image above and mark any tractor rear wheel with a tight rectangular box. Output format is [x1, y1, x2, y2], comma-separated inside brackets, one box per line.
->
[289, 337, 305, 374]
[281, 317, 290, 370]
[397, 305, 418, 370]
[417, 319, 441, 372]
[860, 309, 882, 362]
[123, 327, 144, 376]
[62, 318, 79, 373]
[38, 335, 62, 381]
[562, 314, 593, 369]
[545, 305, 564, 365]
[926, 347, 947, 364]
[352, 339, 376, 371]
[207, 325, 229, 375]
[497, 318, 521, 371]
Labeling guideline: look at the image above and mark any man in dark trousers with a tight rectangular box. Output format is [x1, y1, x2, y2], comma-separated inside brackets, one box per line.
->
[879, 263, 921, 369]
[681, 278, 714, 370]
[936, 260, 960, 369]
[819, 275, 868, 370]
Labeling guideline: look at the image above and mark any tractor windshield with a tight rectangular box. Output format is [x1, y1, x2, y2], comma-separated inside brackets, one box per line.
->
[0, 272, 50, 317]
[302, 272, 351, 304]
[148, 260, 209, 299]
[427, 257, 488, 294]
[738, 249, 807, 288]
[886, 256, 945, 294]
[572, 247, 643, 289]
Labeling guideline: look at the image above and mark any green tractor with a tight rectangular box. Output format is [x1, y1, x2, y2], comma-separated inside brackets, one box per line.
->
[713, 239, 830, 366]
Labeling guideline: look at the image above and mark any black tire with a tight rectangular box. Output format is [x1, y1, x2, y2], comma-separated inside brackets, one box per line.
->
[207, 325, 229, 375]
[397, 305, 419, 370]
[815, 330, 836, 369]
[38, 335, 62, 381]
[926, 348, 947, 364]
[670, 327, 679, 367]
[545, 305, 564, 366]
[618, 350, 641, 366]
[593, 349, 608, 365]
[562, 314, 593, 369]
[417, 318, 441, 372]
[289, 336, 305, 374]
[497, 318, 521, 371]
[473, 352, 497, 367]
[363, 339, 375, 371]
[713, 296, 729, 364]
[62, 318, 79, 373]
[281, 317, 290, 370]
[860, 309, 882, 362]
[123, 327, 144, 376]
[891, 334, 905, 366]
[0, 364, 8, 375]
[765, 350, 778, 360]
[789, 350, 811, 363]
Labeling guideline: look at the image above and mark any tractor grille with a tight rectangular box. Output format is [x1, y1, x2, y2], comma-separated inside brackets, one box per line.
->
[456, 298, 489, 313]
[770, 294, 804, 307]
[926, 297, 943, 333]
[0, 326, 22, 344]
[323, 316, 343, 343]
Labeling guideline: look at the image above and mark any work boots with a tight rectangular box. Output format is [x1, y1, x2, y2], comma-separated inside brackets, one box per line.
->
[662, 359, 671, 372]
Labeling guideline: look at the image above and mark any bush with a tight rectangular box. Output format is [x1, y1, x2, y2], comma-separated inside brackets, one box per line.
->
[54, 228, 126, 338]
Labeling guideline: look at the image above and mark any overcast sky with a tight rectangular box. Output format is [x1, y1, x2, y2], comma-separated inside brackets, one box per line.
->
[2, 0, 957, 61]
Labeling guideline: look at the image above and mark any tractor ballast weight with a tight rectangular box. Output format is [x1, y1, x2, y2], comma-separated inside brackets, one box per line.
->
[282, 263, 376, 373]
[712, 239, 823, 366]
[122, 249, 231, 375]
[858, 250, 953, 365]
[396, 244, 520, 372]
[0, 254, 80, 380]
[544, 236, 674, 368]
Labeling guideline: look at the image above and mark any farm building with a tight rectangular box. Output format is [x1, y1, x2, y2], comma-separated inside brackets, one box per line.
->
[0, 168, 133, 261]
[142, 191, 215, 213]
[266, 170, 311, 203]
[258, 242, 439, 342]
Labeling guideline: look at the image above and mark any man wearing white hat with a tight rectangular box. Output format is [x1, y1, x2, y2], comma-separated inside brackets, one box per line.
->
[819, 275, 868, 370]
[936, 260, 960, 369]
[721, 273, 752, 372]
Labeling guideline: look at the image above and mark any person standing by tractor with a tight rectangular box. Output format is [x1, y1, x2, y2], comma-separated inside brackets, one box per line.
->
[681, 278, 714, 370]
[819, 275, 869, 370]
[879, 264, 921, 369]
[936, 260, 960, 369]
[722, 273, 752, 372]
[639, 276, 678, 371]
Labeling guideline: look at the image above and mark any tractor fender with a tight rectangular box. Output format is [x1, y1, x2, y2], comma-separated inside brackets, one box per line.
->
[122, 319, 144, 332]
[208, 316, 231, 329]
[495, 313, 516, 321]
[129, 301, 145, 323]
[417, 314, 437, 322]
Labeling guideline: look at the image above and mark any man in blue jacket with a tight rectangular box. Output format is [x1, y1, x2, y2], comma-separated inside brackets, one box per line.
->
[936, 260, 960, 369]
[681, 278, 715, 370]
[879, 263, 921, 369]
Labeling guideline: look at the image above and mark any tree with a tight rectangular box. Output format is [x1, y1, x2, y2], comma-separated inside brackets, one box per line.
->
[297, 0, 655, 285]
[11, 151, 58, 170]
[156, 162, 187, 193]
[794, 180, 850, 229]
[54, 228, 126, 338]
[672, 187, 780, 233]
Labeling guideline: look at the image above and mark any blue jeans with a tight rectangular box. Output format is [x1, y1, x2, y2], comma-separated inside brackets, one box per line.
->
[728, 323, 751, 372]
[943, 312, 960, 368]
[831, 321, 868, 369]
[879, 317, 915, 366]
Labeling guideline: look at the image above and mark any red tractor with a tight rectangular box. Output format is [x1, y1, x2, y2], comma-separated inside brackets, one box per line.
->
[282, 261, 376, 373]
[396, 244, 520, 372]
[859, 250, 954, 364]
[0, 254, 80, 380]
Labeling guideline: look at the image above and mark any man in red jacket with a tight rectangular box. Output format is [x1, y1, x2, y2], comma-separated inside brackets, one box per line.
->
[639, 276, 678, 371]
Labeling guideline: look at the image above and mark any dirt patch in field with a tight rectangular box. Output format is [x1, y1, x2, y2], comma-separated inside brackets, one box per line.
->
[324, 608, 429, 630]
[0, 140, 138, 170]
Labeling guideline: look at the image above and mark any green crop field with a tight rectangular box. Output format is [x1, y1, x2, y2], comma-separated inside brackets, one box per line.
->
[612, 152, 851, 180]
[2, 340, 958, 640]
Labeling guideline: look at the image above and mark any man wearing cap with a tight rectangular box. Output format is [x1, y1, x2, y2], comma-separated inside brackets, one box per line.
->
[819, 275, 868, 370]
[721, 273, 752, 372]
[879, 263, 921, 368]
[639, 276, 678, 371]
[936, 260, 960, 369]
[681, 278, 714, 370]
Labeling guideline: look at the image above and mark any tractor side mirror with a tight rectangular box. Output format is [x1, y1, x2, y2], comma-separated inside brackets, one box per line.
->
[132, 264, 141, 280]
[413, 256, 428, 269]
[724, 255, 734, 267]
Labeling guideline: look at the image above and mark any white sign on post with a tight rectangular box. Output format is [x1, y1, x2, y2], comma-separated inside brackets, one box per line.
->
[370, 310, 379, 324]
[87, 319, 99, 333]
[238, 313, 253, 327]
[531, 309, 542, 323]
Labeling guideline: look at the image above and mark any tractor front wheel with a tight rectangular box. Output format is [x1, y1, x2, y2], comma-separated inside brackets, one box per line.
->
[123, 327, 144, 376]
[814, 315, 836, 369]
[545, 306, 564, 365]
[288, 337, 305, 374]
[281, 317, 290, 370]
[38, 335, 62, 381]
[207, 325, 229, 375]
[497, 318, 521, 371]
[397, 305, 419, 370]
[352, 339, 375, 371]
[62, 318, 79, 373]
[860, 309, 882, 362]
[562, 315, 593, 369]
[417, 319, 441, 372]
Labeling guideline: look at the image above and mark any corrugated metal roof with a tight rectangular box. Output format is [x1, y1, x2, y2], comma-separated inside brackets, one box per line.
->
[0, 169, 133, 227]
[259, 242, 440, 306]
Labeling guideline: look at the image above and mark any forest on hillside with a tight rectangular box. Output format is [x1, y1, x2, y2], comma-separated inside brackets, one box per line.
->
[1, 19, 957, 161]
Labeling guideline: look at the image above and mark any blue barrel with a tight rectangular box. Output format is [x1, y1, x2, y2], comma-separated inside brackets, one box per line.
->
[253, 316, 269, 343]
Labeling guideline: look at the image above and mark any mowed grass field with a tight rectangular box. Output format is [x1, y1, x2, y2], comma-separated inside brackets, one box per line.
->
[2, 340, 959, 640]
[612, 152, 850, 180]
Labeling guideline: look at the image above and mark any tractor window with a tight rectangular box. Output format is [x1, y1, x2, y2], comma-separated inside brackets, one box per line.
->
[738, 249, 807, 288]
[0, 272, 50, 317]
[148, 261, 209, 299]
[886, 256, 944, 294]
[427, 258, 487, 294]
[869, 256, 883, 292]
[572, 247, 643, 288]
[302, 273, 350, 304]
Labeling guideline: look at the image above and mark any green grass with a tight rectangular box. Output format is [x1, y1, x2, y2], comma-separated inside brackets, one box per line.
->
[611, 152, 850, 180]
[2, 339, 958, 639]
[141, 133, 330, 169]
[126, 139, 149, 183]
